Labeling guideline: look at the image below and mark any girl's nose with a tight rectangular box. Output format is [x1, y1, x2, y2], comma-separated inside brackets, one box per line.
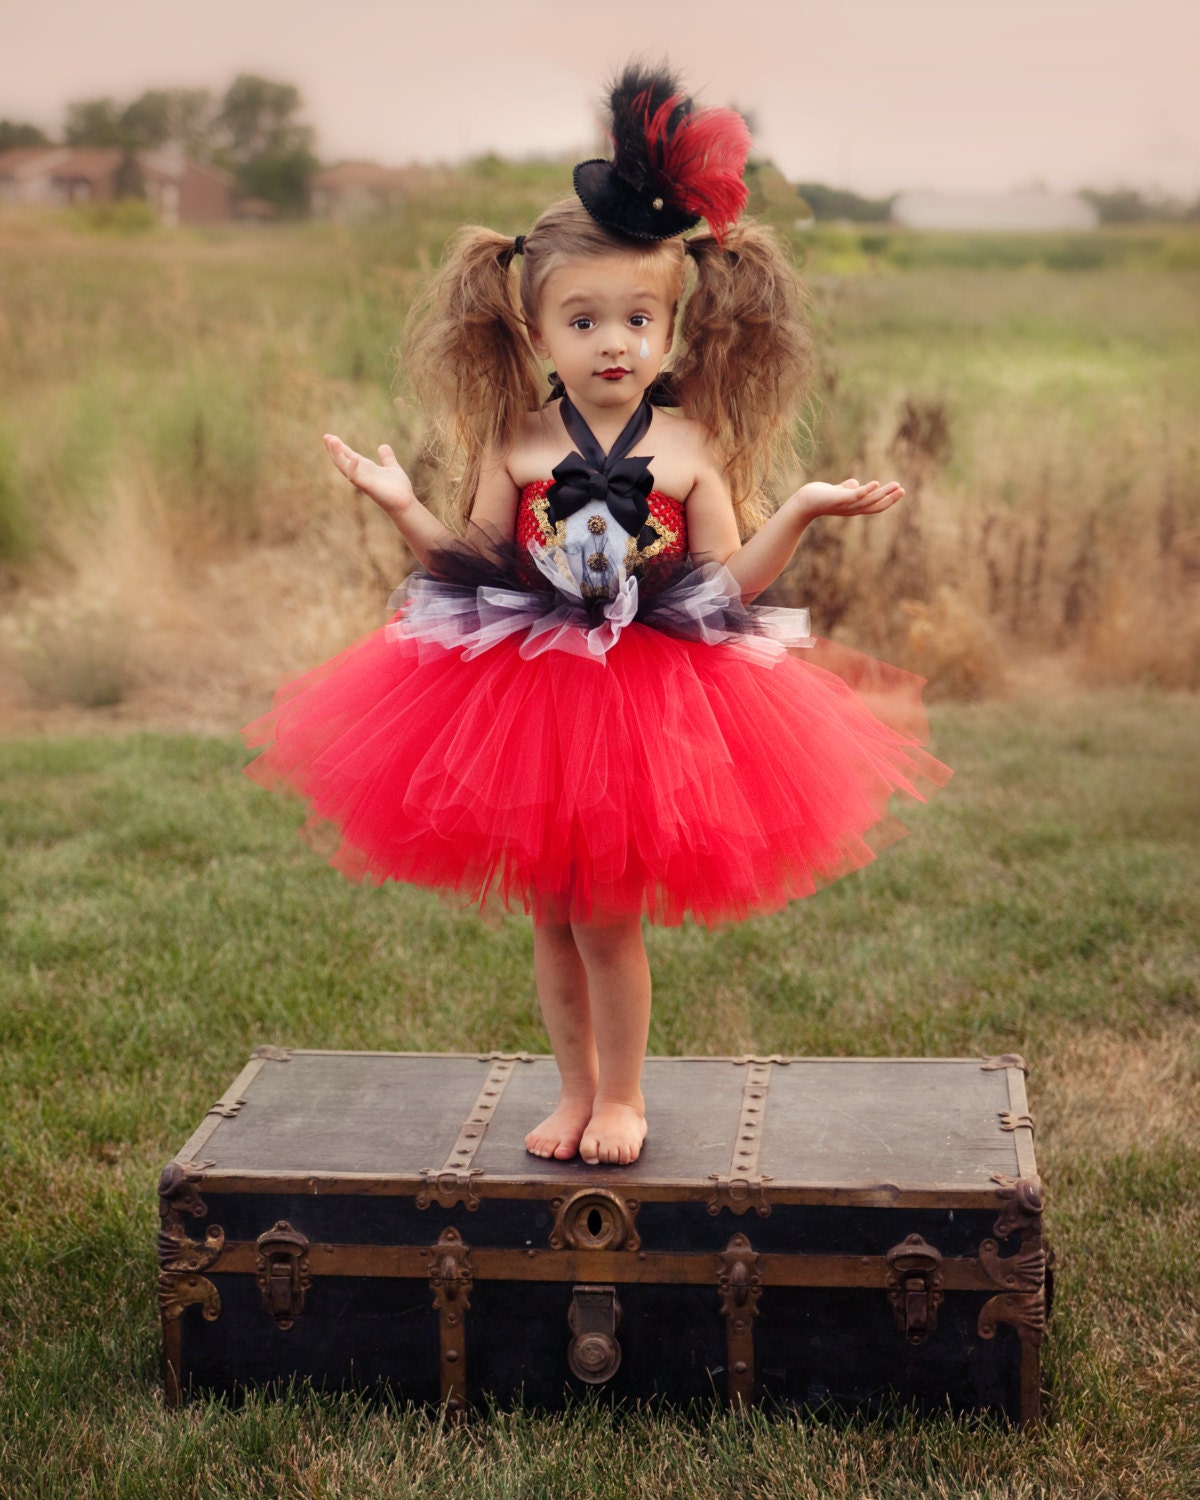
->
[599, 325, 627, 356]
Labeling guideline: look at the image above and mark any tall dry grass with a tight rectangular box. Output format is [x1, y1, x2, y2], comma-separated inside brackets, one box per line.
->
[0, 194, 1197, 726]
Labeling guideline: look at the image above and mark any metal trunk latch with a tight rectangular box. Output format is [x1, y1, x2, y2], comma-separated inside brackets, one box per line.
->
[718, 1232, 762, 1408]
[885, 1233, 944, 1345]
[568, 1284, 622, 1384]
[425, 1227, 474, 1421]
[255, 1221, 312, 1330]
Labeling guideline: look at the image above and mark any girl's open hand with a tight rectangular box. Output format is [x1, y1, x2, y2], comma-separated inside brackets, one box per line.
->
[794, 477, 904, 522]
[324, 435, 416, 517]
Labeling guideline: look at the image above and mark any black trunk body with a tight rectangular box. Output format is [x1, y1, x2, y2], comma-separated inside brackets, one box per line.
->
[159, 1051, 1050, 1423]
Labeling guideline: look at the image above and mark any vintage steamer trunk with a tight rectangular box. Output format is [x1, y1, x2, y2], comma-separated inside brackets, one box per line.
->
[159, 1050, 1051, 1422]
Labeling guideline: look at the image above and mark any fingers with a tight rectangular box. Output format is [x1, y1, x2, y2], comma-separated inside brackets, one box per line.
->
[378, 444, 401, 468]
[835, 482, 903, 515]
[323, 433, 359, 476]
[856, 484, 904, 513]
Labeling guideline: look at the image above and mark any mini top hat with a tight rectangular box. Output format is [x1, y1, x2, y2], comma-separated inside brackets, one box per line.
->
[573, 64, 752, 246]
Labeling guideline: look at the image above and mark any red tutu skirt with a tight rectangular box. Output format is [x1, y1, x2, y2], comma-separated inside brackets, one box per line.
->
[242, 586, 950, 926]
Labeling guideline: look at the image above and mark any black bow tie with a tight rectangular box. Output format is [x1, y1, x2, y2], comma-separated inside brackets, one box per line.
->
[545, 395, 656, 536]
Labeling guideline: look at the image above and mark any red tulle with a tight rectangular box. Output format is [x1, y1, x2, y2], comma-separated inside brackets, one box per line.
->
[242, 619, 950, 928]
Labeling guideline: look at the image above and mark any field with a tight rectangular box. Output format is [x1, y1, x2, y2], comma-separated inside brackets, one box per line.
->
[0, 184, 1198, 728]
[0, 178, 1198, 1496]
[1, 694, 1198, 1496]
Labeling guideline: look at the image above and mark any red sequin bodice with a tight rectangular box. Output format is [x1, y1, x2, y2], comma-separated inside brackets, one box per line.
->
[516, 480, 688, 591]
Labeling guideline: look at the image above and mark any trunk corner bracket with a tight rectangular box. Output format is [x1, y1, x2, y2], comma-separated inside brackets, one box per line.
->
[157, 1160, 223, 1324]
[981, 1054, 1029, 1076]
[979, 1173, 1049, 1349]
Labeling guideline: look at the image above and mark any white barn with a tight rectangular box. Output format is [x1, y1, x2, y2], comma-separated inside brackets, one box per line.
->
[891, 192, 1099, 231]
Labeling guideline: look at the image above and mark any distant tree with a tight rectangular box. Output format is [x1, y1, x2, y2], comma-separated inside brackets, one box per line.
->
[113, 150, 145, 199]
[120, 88, 217, 155]
[745, 158, 810, 230]
[65, 98, 125, 147]
[0, 119, 51, 151]
[63, 75, 319, 215]
[215, 75, 312, 162]
[212, 74, 318, 215]
[235, 146, 319, 216]
[1080, 186, 1197, 224]
[63, 88, 218, 156]
[795, 182, 895, 223]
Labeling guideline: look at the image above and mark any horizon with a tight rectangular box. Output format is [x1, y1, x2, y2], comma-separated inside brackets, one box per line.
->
[5, 0, 1198, 201]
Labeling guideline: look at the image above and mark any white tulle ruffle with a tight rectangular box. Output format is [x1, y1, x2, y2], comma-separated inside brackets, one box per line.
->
[386, 543, 813, 667]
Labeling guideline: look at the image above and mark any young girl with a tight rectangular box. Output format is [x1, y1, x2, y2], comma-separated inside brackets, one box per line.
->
[242, 66, 949, 1169]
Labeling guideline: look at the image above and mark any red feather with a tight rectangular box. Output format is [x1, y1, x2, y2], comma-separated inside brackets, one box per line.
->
[640, 91, 751, 244]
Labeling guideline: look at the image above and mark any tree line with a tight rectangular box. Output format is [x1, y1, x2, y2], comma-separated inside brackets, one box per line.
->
[2, 87, 1196, 225]
[0, 76, 318, 215]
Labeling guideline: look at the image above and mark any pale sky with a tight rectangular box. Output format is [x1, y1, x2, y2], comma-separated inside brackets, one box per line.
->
[3, 0, 1198, 197]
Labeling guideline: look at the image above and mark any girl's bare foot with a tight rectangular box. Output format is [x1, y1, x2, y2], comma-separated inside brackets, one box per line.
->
[579, 1102, 648, 1166]
[525, 1096, 595, 1160]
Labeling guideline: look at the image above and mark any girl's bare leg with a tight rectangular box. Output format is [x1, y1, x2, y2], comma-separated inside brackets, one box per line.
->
[525, 919, 598, 1160]
[573, 915, 651, 1166]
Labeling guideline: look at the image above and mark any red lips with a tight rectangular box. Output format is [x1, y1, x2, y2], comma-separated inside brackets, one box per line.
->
[598, 368, 631, 380]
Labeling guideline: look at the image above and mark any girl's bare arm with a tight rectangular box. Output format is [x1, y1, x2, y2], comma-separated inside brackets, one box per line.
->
[325, 436, 520, 566]
[693, 475, 905, 601]
[324, 435, 455, 567]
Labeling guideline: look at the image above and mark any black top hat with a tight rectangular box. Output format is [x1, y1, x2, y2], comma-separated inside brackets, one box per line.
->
[573, 65, 751, 246]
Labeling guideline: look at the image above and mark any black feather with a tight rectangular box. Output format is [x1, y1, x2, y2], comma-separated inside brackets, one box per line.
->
[606, 64, 692, 194]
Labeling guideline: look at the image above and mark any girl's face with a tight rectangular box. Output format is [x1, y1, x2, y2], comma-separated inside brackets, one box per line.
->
[528, 254, 675, 411]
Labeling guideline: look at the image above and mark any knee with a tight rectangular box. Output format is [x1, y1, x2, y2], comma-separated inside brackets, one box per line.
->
[570, 916, 646, 968]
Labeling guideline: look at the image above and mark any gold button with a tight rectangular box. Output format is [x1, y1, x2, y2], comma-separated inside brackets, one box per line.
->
[587, 515, 607, 535]
[587, 553, 608, 572]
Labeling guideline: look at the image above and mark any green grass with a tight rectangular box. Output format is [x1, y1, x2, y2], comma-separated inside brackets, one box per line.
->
[1, 691, 1198, 1496]
[2, 195, 1198, 706]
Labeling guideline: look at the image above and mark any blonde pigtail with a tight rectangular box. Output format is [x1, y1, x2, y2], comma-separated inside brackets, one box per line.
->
[674, 224, 812, 529]
[404, 228, 544, 524]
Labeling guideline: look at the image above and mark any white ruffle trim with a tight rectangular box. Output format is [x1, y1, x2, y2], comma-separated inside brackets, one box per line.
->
[386, 544, 813, 667]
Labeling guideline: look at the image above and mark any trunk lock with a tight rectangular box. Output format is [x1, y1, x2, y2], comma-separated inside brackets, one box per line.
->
[255, 1221, 312, 1330]
[886, 1233, 944, 1345]
[568, 1284, 622, 1384]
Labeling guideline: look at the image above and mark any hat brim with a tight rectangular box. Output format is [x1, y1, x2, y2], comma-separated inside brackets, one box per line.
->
[573, 160, 700, 242]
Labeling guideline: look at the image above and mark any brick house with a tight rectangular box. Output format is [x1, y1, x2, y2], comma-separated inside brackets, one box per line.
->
[0, 145, 234, 225]
[309, 160, 442, 221]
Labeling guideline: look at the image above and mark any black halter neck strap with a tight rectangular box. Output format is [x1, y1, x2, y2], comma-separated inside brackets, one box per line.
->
[544, 394, 657, 535]
[558, 391, 652, 468]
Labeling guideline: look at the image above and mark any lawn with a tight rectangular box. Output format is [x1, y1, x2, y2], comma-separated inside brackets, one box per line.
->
[1, 689, 1197, 1497]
